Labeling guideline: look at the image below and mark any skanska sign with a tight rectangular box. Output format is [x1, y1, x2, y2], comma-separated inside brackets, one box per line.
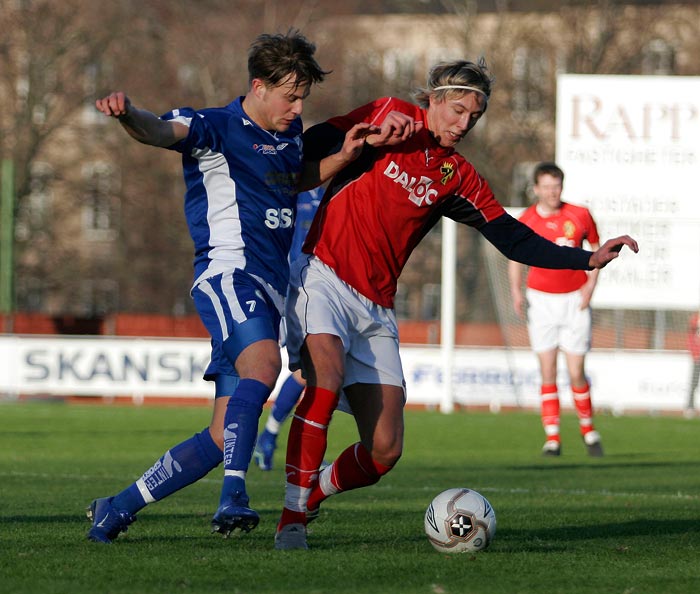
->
[0, 335, 692, 414]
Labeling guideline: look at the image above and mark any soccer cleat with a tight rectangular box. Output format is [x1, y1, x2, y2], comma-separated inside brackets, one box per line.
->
[86, 497, 137, 544]
[252, 430, 277, 471]
[541, 439, 561, 456]
[583, 431, 604, 457]
[274, 523, 308, 550]
[211, 491, 259, 537]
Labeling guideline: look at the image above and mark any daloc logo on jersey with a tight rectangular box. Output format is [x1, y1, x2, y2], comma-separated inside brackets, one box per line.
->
[383, 161, 438, 206]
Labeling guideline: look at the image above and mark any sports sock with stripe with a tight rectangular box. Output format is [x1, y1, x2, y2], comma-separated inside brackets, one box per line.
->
[573, 382, 595, 437]
[112, 427, 222, 515]
[307, 441, 392, 513]
[540, 383, 560, 443]
[279, 386, 338, 529]
[220, 379, 271, 502]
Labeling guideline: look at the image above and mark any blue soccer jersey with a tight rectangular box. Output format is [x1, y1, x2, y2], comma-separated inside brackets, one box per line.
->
[289, 187, 322, 262]
[163, 97, 303, 301]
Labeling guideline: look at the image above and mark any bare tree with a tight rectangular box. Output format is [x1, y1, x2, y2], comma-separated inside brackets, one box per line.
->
[1, 0, 698, 320]
[0, 0, 164, 314]
[0, 1, 142, 211]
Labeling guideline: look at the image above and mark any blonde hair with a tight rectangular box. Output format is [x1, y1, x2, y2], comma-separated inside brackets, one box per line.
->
[414, 58, 493, 110]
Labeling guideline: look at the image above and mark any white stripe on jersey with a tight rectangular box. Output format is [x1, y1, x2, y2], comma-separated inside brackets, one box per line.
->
[169, 111, 191, 125]
[170, 111, 247, 291]
[198, 279, 229, 341]
[221, 272, 247, 324]
[191, 148, 246, 287]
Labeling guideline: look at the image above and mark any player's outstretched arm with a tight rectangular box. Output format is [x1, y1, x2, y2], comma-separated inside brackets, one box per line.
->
[479, 214, 638, 272]
[587, 236, 639, 269]
[95, 91, 188, 148]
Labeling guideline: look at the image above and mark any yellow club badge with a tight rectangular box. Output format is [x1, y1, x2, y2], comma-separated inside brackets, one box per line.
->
[440, 162, 455, 186]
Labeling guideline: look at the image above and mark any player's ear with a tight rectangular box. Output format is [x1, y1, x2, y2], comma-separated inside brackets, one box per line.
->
[250, 78, 266, 99]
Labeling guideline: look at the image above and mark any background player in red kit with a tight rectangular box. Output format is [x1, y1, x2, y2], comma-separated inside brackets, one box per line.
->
[274, 59, 638, 549]
[509, 162, 603, 457]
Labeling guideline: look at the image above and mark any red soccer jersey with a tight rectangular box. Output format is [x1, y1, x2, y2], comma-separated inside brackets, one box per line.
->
[303, 97, 506, 308]
[518, 202, 599, 293]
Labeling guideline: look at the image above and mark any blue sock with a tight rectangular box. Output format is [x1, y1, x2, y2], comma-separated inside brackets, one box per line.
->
[112, 428, 222, 515]
[272, 374, 305, 424]
[221, 379, 271, 501]
[221, 475, 247, 505]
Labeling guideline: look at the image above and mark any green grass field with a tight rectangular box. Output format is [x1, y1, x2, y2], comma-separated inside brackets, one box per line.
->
[1, 401, 698, 594]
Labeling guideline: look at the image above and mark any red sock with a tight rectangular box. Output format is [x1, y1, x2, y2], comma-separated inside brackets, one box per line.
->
[540, 384, 560, 442]
[572, 382, 595, 436]
[307, 442, 392, 512]
[279, 386, 338, 530]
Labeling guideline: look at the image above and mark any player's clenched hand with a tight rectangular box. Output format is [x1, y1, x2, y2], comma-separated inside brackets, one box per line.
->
[588, 235, 639, 269]
[95, 92, 132, 119]
[367, 111, 424, 147]
[339, 123, 381, 162]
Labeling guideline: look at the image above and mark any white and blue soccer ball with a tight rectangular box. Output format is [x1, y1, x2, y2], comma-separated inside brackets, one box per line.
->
[424, 488, 496, 553]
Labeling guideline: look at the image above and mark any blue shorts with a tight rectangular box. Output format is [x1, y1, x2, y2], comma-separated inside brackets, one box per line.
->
[192, 270, 282, 396]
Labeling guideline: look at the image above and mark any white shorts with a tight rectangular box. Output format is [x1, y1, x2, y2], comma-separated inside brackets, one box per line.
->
[526, 288, 591, 355]
[285, 255, 406, 401]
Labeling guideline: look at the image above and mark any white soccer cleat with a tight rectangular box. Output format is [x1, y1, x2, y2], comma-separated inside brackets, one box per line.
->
[541, 439, 561, 456]
[583, 431, 604, 457]
[274, 523, 308, 550]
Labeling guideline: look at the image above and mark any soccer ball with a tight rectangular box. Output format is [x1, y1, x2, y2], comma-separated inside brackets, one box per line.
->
[424, 488, 496, 553]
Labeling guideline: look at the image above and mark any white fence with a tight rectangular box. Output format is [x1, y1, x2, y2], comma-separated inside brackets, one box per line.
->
[0, 335, 693, 414]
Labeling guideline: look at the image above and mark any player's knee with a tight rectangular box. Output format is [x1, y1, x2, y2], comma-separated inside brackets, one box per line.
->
[303, 362, 344, 393]
[256, 362, 283, 388]
[302, 336, 344, 390]
[240, 357, 282, 389]
[374, 450, 401, 469]
[369, 439, 403, 468]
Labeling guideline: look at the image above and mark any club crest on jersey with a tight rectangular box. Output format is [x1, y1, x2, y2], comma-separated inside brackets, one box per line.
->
[383, 161, 438, 206]
[440, 162, 455, 185]
[563, 220, 576, 239]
